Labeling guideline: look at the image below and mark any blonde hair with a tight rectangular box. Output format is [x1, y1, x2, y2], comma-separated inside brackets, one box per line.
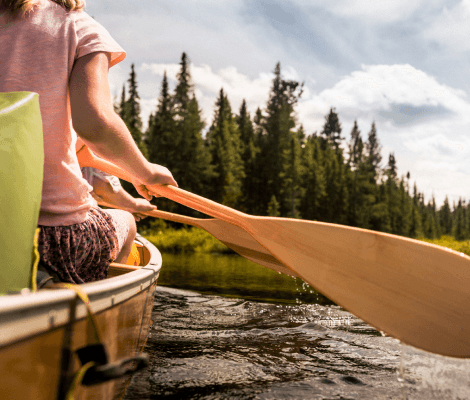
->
[0, 0, 85, 15]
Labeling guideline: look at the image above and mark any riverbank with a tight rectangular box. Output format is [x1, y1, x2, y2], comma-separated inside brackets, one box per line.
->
[142, 223, 470, 257]
[142, 223, 230, 254]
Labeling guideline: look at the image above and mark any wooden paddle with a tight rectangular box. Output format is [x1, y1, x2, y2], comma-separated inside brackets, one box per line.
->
[77, 145, 470, 358]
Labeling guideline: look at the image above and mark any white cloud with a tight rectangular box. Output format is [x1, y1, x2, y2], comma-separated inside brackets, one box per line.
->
[297, 64, 469, 134]
[290, 0, 441, 23]
[421, 0, 470, 52]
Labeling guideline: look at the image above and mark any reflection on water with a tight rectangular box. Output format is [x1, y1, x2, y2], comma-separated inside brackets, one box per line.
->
[156, 253, 335, 305]
[124, 253, 470, 400]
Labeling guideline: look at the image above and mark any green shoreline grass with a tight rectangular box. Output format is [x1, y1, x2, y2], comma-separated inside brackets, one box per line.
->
[142, 225, 231, 254]
[422, 235, 470, 257]
[142, 222, 470, 258]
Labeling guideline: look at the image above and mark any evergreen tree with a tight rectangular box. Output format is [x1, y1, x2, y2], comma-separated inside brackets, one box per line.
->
[259, 62, 303, 214]
[395, 177, 409, 236]
[408, 183, 423, 238]
[364, 121, 382, 183]
[146, 71, 177, 179]
[173, 52, 192, 111]
[346, 121, 366, 227]
[385, 153, 399, 233]
[125, 64, 145, 155]
[300, 135, 326, 220]
[453, 199, 467, 240]
[207, 88, 245, 207]
[348, 120, 363, 170]
[280, 128, 304, 218]
[370, 182, 391, 232]
[118, 84, 126, 120]
[322, 143, 348, 223]
[439, 196, 452, 235]
[423, 198, 439, 239]
[249, 107, 268, 214]
[321, 108, 343, 151]
[169, 53, 214, 210]
[183, 95, 214, 195]
[236, 100, 260, 213]
[267, 195, 281, 217]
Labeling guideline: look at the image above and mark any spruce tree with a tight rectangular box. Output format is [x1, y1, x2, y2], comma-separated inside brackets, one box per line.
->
[348, 120, 363, 170]
[364, 121, 382, 183]
[321, 108, 343, 151]
[408, 183, 423, 238]
[259, 62, 303, 214]
[207, 88, 244, 207]
[453, 199, 467, 240]
[439, 197, 452, 235]
[118, 84, 126, 120]
[125, 64, 145, 155]
[385, 153, 399, 233]
[168, 53, 213, 211]
[280, 128, 304, 218]
[267, 195, 281, 217]
[322, 143, 348, 224]
[370, 182, 391, 232]
[249, 107, 267, 215]
[145, 71, 177, 190]
[346, 121, 365, 227]
[236, 100, 260, 213]
[300, 135, 326, 221]
[395, 177, 409, 235]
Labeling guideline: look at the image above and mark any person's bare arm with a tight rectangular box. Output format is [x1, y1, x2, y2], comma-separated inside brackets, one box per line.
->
[69, 52, 177, 193]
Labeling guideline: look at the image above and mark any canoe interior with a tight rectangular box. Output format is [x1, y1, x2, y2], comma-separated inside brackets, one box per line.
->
[0, 234, 161, 400]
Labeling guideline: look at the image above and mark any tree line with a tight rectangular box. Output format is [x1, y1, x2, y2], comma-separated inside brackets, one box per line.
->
[116, 52, 468, 240]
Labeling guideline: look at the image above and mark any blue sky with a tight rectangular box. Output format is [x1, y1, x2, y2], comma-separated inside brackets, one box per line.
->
[87, 0, 470, 206]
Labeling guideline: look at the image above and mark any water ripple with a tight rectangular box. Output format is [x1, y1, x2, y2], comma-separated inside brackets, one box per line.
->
[124, 286, 470, 400]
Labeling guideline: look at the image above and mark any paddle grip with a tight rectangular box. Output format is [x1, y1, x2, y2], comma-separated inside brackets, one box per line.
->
[77, 146, 248, 229]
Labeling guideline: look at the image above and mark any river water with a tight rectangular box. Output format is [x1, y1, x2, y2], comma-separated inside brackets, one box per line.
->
[124, 253, 470, 400]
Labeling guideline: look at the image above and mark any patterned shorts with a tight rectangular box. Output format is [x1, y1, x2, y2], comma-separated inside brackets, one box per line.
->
[38, 207, 132, 284]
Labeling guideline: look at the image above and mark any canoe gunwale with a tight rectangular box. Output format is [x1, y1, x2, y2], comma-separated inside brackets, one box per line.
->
[0, 234, 162, 349]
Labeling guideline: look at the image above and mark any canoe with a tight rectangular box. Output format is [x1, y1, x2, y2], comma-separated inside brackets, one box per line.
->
[0, 233, 161, 400]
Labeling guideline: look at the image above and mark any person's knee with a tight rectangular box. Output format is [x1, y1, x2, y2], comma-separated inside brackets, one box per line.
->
[126, 212, 137, 242]
[114, 211, 137, 264]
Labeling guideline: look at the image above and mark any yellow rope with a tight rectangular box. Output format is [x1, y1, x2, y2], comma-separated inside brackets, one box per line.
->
[65, 361, 96, 400]
[30, 228, 40, 292]
[54, 283, 102, 344]
[53, 283, 103, 398]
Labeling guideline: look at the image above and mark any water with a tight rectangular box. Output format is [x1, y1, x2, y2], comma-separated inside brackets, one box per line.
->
[124, 253, 470, 399]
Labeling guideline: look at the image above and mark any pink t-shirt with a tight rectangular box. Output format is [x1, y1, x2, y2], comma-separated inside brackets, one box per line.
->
[0, 0, 126, 226]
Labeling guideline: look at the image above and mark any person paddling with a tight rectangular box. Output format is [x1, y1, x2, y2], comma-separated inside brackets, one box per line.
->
[0, 0, 177, 283]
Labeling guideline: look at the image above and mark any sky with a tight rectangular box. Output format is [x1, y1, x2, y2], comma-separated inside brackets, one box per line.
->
[86, 0, 470, 207]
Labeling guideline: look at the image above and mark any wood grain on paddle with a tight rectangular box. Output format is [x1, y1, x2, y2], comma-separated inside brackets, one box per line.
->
[77, 145, 470, 358]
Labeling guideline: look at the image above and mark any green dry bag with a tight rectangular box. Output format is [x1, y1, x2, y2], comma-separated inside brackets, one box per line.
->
[0, 92, 44, 294]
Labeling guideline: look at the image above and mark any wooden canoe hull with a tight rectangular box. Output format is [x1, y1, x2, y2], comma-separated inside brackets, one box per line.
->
[0, 234, 161, 400]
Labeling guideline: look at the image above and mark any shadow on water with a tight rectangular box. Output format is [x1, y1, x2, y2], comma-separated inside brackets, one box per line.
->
[124, 253, 470, 400]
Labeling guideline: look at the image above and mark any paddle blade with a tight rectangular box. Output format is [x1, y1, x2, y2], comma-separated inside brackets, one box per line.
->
[200, 219, 299, 278]
[248, 216, 470, 358]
